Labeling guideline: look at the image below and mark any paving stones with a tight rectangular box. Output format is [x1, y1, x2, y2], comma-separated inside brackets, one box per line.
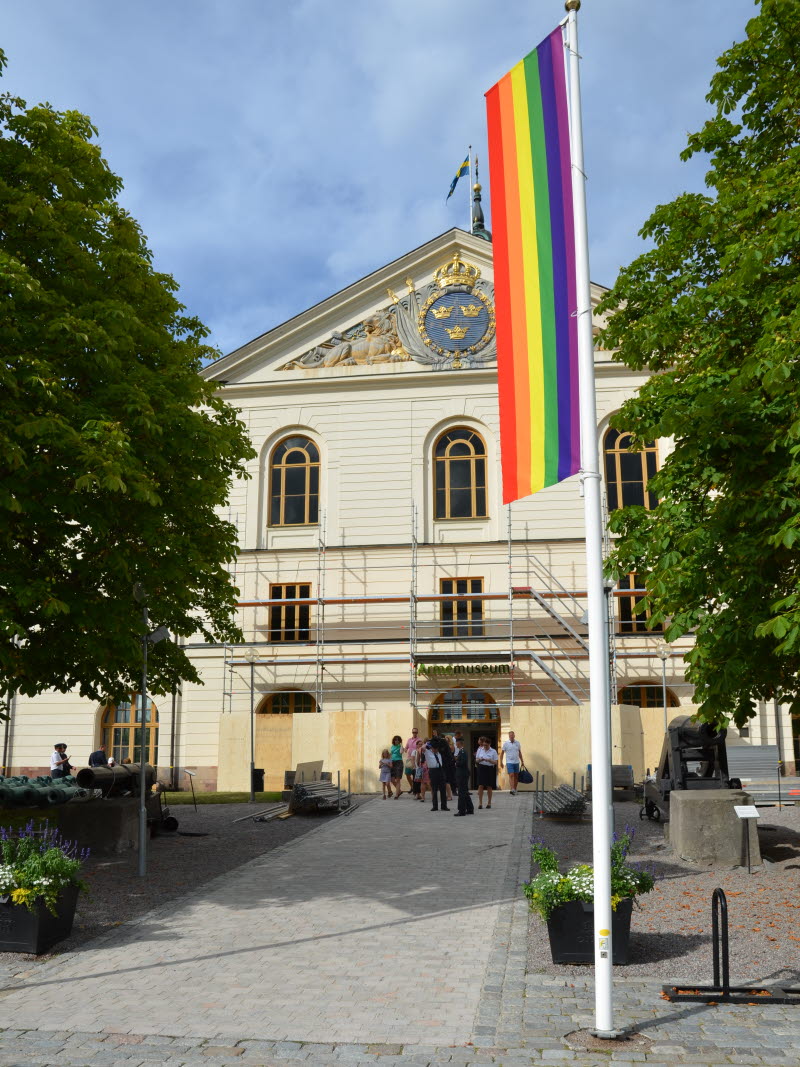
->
[0, 793, 798, 1065]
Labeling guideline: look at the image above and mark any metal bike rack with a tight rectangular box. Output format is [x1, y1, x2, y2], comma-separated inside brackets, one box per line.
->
[663, 888, 800, 1005]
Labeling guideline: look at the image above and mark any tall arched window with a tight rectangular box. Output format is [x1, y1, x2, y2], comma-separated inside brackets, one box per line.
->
[101, 696, 158, 765]
[604, 428, 658, 511]
[269, 436, 320, 526]
[261, 690, 318, 714]
[434, 428, 487, 520]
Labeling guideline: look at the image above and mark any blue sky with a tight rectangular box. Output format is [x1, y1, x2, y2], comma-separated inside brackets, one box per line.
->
[3, 0, 757, 355]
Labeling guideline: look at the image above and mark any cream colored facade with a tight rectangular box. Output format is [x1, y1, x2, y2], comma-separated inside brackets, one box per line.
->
[8, 229, 796, 788]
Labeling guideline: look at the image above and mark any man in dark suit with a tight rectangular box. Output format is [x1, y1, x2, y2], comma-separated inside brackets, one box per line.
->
[453, 737, 474, 816]
[423, 740, 449, 811]
[88, 744, 107, 768]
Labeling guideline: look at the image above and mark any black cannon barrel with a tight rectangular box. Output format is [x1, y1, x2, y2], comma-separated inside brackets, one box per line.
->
[75, 763, 155, 796]
[668, 714, 727, 748]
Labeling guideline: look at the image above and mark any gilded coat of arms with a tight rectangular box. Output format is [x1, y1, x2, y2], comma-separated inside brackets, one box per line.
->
[280, 252, 496, 372]
[391, 252, 496, 369]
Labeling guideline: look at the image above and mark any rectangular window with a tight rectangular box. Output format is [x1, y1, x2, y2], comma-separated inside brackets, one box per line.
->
[269, 583, 312, 642]
[616, 573, 662, 634]
[440, 578, 484, 637]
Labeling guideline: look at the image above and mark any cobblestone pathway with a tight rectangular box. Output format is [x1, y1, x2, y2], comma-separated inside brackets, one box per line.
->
[0, 793, 797, 1065]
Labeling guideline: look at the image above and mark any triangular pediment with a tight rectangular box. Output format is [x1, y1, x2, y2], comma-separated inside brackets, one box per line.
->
[202, 229, 497, 389]
[203, 229, 611, 390]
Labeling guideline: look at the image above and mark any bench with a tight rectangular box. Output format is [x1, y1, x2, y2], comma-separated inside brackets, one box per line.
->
[586, 764, 635, 793]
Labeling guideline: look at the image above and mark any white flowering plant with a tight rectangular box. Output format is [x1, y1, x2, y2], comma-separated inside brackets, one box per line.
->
[522, 829, 654, 922]
[0, 821, 88, 914]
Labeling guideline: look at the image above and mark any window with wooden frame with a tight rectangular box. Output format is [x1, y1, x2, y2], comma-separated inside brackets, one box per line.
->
[434, 428, 488, 520]
[430, 689, 499, 722]
[269, 436, 320, 526]
[604, 428, 658, 512]
[269, 582, 311, 642]
[616, 572, 663, 634]
[262, 690, 318, 714]
[440, 578, 484, 637]
[618, 684, 679, 708]
[101, 696, 158, 766]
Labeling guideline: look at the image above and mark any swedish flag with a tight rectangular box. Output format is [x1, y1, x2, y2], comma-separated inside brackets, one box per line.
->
[446, 154, 470, 201]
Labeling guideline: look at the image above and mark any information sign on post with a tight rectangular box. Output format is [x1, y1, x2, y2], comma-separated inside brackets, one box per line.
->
[734, 805, 759, 873]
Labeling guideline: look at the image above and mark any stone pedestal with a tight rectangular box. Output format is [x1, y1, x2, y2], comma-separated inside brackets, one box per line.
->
[14, 798, 140, 855]
[670, 789, 761, 867]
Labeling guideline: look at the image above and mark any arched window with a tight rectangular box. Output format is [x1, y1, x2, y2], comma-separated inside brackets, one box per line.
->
[434, 428, 487, 520]
[604, 428, 658, 511]
[269, 436, 320, 526]
[430, 689, 498, 722]
[261, 690, 318, 714]
[619, 684, 679, 709]
[101, 696, 158, 765]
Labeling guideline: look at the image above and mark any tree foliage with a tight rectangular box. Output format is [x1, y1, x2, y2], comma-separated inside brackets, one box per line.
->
[597, 1, 800, 727]
[0, 52, 255, 704]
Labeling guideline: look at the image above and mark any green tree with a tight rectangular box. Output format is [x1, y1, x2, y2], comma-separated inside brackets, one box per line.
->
[597, 0, 800, 727]
[0, 52, 255, 705]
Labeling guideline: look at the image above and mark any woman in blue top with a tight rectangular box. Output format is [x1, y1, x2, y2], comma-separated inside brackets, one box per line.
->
[390, 735, 404, 798]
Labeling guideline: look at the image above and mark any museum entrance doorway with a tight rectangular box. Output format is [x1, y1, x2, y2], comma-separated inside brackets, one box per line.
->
[428, 688, 499, 789]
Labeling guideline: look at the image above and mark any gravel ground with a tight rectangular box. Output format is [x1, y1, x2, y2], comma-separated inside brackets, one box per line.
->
[1, 800, 353, 965]
[526, 799, 800, 984]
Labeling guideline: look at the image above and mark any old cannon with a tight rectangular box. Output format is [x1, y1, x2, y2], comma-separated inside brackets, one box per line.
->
[642, 714, 740, 821]
[75, 763, 156, 797]
[0, 774, 89, 808]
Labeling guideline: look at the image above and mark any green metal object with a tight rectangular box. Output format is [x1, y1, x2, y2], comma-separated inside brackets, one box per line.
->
[0, 774, 87, 809]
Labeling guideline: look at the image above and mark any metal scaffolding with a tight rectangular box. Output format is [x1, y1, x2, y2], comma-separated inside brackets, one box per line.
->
[215, 507, 680, 718]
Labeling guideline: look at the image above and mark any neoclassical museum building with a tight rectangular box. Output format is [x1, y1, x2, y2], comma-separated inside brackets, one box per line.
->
[7, 219, 798, 790]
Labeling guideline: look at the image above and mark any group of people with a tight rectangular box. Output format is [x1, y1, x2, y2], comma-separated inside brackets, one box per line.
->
[379, 728, 526, 816]
[49, 742, 131, 778]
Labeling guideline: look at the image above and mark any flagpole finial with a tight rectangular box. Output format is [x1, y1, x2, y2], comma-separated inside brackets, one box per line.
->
[565, 0, 580, 10]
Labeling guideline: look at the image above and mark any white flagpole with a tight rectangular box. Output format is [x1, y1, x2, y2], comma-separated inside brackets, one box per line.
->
[565, 0, 616, 1037]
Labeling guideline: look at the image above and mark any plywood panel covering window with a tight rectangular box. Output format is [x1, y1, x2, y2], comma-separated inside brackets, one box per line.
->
[269, 583, 311, 642]
[616, 572, 662, 634]
[269, 436, 320, 526]
[440, 578, 484, 637]
[604, 428, 658, 512]
[434, 428, 487, 520]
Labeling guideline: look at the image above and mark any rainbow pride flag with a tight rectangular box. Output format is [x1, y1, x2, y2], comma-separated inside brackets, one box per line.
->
[486, 27, 580, 503]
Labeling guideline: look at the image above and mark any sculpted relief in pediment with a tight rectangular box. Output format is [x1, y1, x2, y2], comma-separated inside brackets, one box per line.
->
[278, 253, 496, 372]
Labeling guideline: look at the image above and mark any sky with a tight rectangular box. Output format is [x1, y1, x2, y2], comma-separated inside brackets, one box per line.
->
[3, 0, 758, 357]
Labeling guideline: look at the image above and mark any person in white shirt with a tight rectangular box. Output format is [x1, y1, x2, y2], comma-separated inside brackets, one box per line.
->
[50, 743, 71, 779]
[474, 736, 498, 809]
[500, 731, 525, 795]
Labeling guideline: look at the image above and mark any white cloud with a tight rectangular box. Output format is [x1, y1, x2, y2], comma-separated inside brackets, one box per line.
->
[2, 0, 757, 351]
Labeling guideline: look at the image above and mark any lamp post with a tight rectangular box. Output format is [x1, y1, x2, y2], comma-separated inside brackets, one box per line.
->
[657, 642, 670, 733]
[133, 585, 170, 877]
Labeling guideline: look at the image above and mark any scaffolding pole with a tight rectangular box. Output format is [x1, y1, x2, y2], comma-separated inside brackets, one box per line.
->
[507, 507, 515, 712]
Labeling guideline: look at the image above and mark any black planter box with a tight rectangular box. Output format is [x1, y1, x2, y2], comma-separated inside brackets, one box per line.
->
[0, 884, 79, 955]
[546, 897, 633, 964]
